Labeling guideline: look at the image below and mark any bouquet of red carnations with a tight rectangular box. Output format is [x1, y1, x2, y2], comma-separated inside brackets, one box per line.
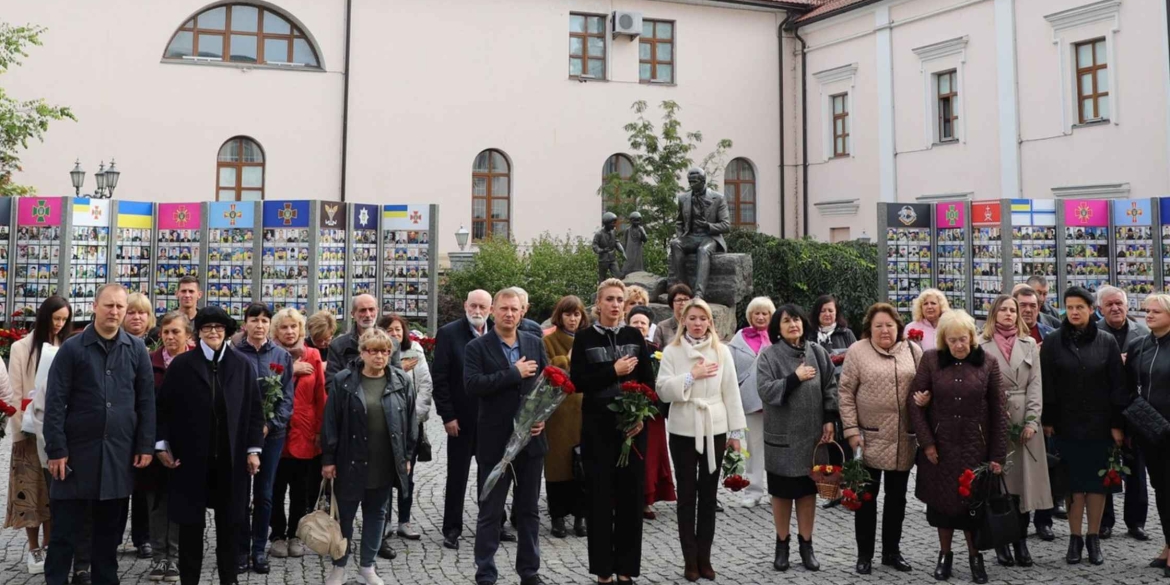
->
[609, 381, 659, 467]
[480, 366, 577, 502]
[906, 329, 925, 343]
[722, 449, 750, 492]
[1100, 446, 1129, 488]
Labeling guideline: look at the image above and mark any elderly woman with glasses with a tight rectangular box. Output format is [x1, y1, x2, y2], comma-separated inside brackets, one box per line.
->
[653, 284, 694, 349]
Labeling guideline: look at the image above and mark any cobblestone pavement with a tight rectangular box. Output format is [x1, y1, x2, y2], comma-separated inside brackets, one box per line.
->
[2, 419, 1168, 584]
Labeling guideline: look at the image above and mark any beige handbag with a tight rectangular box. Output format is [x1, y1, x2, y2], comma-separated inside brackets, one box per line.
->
[296, 479, 348, 559]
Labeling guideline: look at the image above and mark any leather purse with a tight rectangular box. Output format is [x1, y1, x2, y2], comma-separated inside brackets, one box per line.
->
[297, 479, 348, 559]
[416, 422, 433, 462]
[971, 475, 1021, 551]
[1123, 395, 1170, 444]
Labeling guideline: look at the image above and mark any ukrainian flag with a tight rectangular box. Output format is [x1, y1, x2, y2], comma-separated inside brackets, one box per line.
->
[383, 204, 408, 219]
[73, 198, 91, 216]
[1010, 200, 1031, 213]
[117, 201, 153, 229]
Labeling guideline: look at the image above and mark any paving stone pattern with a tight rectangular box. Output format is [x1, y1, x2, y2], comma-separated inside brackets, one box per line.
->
[2, 418, 1167, 584]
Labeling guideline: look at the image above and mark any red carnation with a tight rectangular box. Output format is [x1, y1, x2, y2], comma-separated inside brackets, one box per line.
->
[722, 475, 750, 492]
[269, 363, 284, 375]
[0, 401, 15, 417]
[862, 492, 873, 502]
[958, 486, 971, 498]
[842, 488, 855, 500]
[907, 329, 924, 342]
[830, 354, 846, 365]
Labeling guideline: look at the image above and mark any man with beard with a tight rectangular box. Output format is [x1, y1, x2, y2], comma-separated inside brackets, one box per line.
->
[433, 290, 516, 550]
[326, 294, 382, 383]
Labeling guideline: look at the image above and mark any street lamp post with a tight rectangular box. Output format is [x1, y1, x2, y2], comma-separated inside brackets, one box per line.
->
[69, 158, 122, 198]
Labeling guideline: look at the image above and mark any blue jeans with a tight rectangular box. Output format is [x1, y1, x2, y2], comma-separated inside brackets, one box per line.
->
[239, 434, 285, 558]
[336, 485, 392, 568]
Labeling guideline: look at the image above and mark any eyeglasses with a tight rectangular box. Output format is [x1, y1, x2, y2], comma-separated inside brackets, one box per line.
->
[673, 298, 692, 306]
[363, 348, 391, 355]
[200, 324, 226, 332]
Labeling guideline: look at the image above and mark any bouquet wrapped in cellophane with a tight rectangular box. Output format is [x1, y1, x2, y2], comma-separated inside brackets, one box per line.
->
[479, 366, 577, 502]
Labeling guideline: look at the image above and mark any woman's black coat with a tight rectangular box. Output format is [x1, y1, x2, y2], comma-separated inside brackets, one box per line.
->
[157, 345, 265, 524]
[1040, 317, 1127, 440]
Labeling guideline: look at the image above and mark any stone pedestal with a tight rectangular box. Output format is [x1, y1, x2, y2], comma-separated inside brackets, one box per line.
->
[648, 301, 736, 341]
[665, 253, 753, 308]
[448, 251, 478, 272]
[624, 271, 668, 299]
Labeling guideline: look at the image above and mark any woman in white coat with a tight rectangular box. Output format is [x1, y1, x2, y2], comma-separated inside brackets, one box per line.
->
[658, 298, 747, 582]
[978, 294, 1050, 568]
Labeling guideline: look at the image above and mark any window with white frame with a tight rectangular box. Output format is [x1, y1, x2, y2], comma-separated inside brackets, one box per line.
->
[1075, 38, 1109, 123]
[813, 64, 857, 162]
[1044, 1, 1122, 131]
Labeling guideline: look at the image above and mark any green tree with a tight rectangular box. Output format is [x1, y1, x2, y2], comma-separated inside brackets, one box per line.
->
[600, 100, 731, 274]
[0, 23, 75, 197]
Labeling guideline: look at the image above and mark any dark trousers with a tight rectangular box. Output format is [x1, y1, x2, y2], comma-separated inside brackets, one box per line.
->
[180, 455, 239, 584]
[1103, 445, 1148, 530]
[583, 401, 646, 577]
[546, 479, 586, 519]
[443, 421, 477, 538]
[45, 498, 125, 585]
[1140, 439, 1170, 545]
[270, 457, 312, 541]
[474, 449, 542, 584]
[117, 489, 150, 547]
[336, 486, 392, 568]
[855, 467, 911, 560]
[669, 432, 726, 562]
[669, 235, 719, 297]
[43, 470, 91, 575]
[1033, 436, 1059, 530]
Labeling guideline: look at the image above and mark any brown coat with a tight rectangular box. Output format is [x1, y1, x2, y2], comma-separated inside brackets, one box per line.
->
[908, 347, 1008, 517]
[839, 339, 922, 472]
[543, 329, 583, 482]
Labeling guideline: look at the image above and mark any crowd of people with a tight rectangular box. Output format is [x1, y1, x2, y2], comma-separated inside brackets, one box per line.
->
[4, 272, 1170, 585]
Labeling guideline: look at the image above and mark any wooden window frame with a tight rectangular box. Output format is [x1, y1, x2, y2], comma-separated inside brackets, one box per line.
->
[164, 3, 320, 68]
[937, 70, 958, 143]
[1075, 38, 1109, 124]
[831, 93, 850, 158]
[724, 158, 757, 230]
[216, 137, 265, 201]
[569, 13, 606, 80]
[639, 19, 675, 84]
[472, 150, 511, 241]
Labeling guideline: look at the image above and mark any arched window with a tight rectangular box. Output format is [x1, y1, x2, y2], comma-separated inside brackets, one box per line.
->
[217, 137, 265, 201]
[724, 158, 756, 230]
[601, 153, 635, 212]
[164, 4, 321, 68]
[472, 149, 510, 240]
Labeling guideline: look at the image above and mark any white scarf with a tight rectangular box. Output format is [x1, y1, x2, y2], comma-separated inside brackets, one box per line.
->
[817, 324, 836, 346]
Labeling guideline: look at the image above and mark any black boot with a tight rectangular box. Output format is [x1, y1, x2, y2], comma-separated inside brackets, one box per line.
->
[773, 536, 790, 572]
[1013, 539, 1033, 567]
[797, 535, 819, 571]
[882, 552, 913, 572]
[551, 517, 567, 538]
[969, 554, 988, 584]
[573, 516, 587, 537]
[994, 545, 1015, 567]
[934, 551, 953, 581]
[1086, 534, 1104, 565]
[1066, 535, 1084, 564]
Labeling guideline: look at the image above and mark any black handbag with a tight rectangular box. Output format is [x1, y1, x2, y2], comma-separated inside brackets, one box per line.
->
[1124, 395, 1170, 445]
[971, 474, 1021, 551]
[572, 444, 586, 484]
[416, 422, 433, 462]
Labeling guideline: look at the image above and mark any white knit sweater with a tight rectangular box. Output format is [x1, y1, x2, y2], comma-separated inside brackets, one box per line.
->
[657, 335, 747, 470]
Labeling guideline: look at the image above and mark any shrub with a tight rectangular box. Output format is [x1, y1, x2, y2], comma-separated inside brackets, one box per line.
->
[726, 230, 878, 335]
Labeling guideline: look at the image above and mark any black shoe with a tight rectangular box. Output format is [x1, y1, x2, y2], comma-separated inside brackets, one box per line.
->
[934, 551, 953, 581]
[1013, 539, 1033, 568]
[773, 536, 790, 571]
[1149, 557, 1167, 568]
[1086, 534, 1104, 565]
[1100, 526, 1113, 540]
[1066, 535, 1084, 564]
[1129, 527, 1151, 541]
[1164, 564, 1170, 579]
[251, 552, 270, 574]
[574, 516, 587, 537]
[1054, 502, 1068, 519]
[137, 542, 153, 559]
[500, 528, 518, 542]
[994, 545, 1015, 567]
[442, 534, 459, 550]
[72, 572, 92, 585]
[236, 555, 249, 574]
[882, 552, 913, 572]
[378, 538, 398, 559]
[520, 575, 546, 585]
[969, 554, 988, 584]
[797, 535, 819, 571]
[1037, 524, 1055, 541]
[551, 517, 568, 539]
[856, 558, 872, 575]
[715, 501, 724, 513]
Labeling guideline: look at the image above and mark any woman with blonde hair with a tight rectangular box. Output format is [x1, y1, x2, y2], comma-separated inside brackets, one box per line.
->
[305, 310, 337, 364]
[623, 287, 657, 341]
[124, 291, 159, 346]
[1129, 294, 1170, 576]
[658, 298, 747, 581]
[906, 289, 950, 348]
[978, 295, 1049, 568]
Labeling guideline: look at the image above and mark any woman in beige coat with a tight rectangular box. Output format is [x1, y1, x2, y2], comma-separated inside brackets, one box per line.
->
[979, 295, 1050, 568]
[838, 303, 922, 575]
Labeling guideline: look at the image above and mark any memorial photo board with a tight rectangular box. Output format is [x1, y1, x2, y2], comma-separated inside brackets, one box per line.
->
[1063, 199, 1110, 295]
[1113, 199, 1154, 313]
[260, 201, 311, 313]
[934, 202, 968, 312]
[68, 198, 111, 321]
[207, 201, 256, 320]
[13, 197, 63, 321]
[883, 203, 932, 319]
[350, 203, 379, 304]
[0, 199, 11, 321]
[1009, 198, 1058, 309]
[155, 203, 203, 315]
[971, 201, 1004, 319]
[316, 201, 347, 318]
[382, 204, 432, 321]
[114, 201, 153, 296]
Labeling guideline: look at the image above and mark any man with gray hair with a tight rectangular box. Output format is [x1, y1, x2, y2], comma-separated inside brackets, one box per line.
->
[327, 293, 396, 383]
[511, 287, 544, 338]
[1096, 284, 1150, 540]
[1025, 275, 1062, 329]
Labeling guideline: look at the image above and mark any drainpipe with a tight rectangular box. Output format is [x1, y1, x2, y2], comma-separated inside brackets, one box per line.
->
[778, 13, 794, 239]
[790, 23, 809, 237]
[339, 0, 353, 202]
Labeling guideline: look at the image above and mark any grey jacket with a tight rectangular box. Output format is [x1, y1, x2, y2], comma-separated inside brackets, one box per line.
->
[1097, 315, 1150, 355]
[727, 330, 765, 414]
[756, 340, 838, 477]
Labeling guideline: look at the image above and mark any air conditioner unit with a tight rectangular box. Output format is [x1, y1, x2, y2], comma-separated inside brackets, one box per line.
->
[613, 11, 642, 38]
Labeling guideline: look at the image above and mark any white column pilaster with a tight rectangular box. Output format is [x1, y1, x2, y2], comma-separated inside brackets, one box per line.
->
[876, 6, 897, 202]
[995, 0, 1022, 199]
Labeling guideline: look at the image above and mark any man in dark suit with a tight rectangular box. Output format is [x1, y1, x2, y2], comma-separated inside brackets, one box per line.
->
[326, 293, 380, 384]
[433, 289, 496, 549]
[669, 167, 730, 300]
[465, 288, 549, 585]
